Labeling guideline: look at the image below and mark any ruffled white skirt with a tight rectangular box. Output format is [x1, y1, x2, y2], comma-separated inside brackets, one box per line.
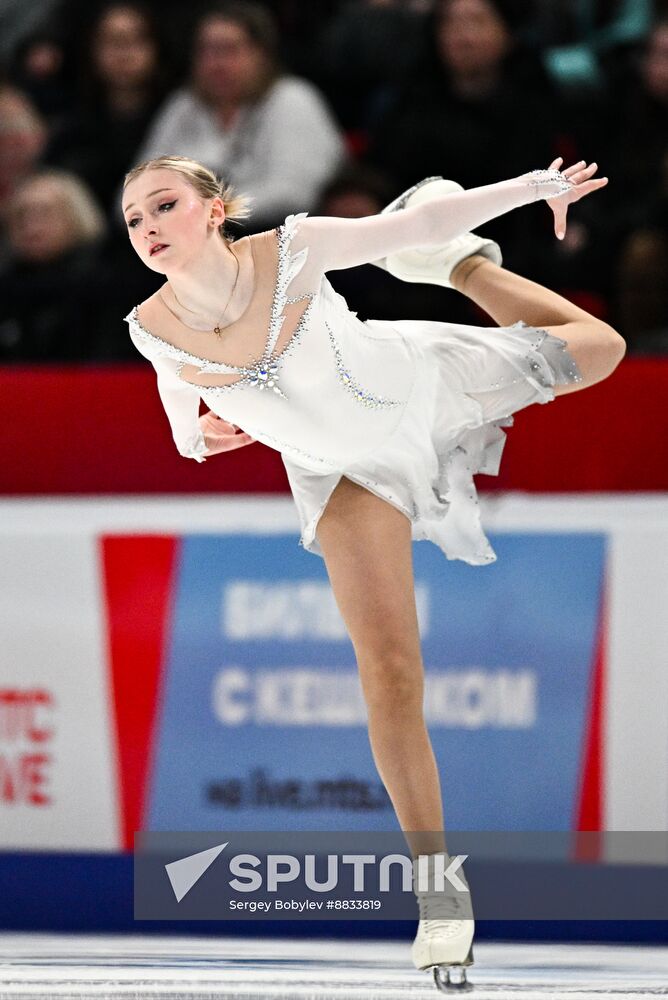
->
[282, 318, 583, 565]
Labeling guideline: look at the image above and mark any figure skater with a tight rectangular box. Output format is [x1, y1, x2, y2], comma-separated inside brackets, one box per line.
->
[122, 154, 624, 993]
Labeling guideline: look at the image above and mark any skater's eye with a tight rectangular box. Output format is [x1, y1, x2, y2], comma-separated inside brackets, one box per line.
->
[126, 200, 177, 229]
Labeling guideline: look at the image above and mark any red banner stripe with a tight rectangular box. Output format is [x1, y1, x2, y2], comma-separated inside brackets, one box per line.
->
[100, 535, 178, 850]
[573, 571, 607, 859]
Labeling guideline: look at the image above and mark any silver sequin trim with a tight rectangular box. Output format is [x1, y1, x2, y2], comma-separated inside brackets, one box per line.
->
[127, 306, 239, 372]
[196, 298, 315, 400]
[324, 319, 404, 410]
[380, 176, 445, 215]
[525, 168, 573, 200]
[243, 426, 341, 468]
[481, 321, 583, 389]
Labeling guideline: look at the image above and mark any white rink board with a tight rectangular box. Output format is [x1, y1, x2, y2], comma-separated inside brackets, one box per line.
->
[0, 533, 120, 850]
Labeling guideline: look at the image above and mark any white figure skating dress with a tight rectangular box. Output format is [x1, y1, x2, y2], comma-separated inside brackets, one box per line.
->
[125, 173, 582, 565]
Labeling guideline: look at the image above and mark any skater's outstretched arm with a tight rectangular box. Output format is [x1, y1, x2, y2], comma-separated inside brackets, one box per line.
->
[288, 160, 607, 278]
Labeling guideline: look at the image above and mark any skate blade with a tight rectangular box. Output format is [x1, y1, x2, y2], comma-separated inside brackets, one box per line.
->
[431, 946, 474, 994]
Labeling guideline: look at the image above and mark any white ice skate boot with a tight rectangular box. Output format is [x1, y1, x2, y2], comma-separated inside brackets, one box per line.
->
[372, 176, 502, 288]
[412, 851, 474, 993]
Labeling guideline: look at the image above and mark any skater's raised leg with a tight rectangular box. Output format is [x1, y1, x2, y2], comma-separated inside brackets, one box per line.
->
[450, 255, 626, 394]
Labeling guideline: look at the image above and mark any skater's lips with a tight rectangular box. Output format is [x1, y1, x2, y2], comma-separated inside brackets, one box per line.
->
[149, 242, 169, 256]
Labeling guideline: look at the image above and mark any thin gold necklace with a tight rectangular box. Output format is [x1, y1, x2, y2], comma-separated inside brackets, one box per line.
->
[160, 249, 241, 339]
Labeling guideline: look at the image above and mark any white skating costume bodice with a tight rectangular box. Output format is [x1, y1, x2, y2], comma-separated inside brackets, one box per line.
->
[125, 172, 582, 564]
[127, 218, 417, 471]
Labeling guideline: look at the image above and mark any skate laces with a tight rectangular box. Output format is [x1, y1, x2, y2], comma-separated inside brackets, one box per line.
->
[423, 918, 466, 939]
[412, 853, 473, 936]
[417, 889, 465, 922]
[417, 893, 472, 939]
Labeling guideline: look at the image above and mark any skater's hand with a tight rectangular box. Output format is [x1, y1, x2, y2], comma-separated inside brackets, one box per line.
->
[198, 410, 256, 455]
[546, 157, 608, 241]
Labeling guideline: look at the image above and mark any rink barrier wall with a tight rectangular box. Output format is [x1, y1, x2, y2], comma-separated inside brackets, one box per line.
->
[0, 357, 666, 492]
[0, 851, 666, 941]
[2, 494, 667, 935]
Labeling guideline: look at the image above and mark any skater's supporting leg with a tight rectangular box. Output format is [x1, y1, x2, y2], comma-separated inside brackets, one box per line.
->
[316, 475, 446, 860]
[451, 255, 626, 395]
[317, 477, 478, 984]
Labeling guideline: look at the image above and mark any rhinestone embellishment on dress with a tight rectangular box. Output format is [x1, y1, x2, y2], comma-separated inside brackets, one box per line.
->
[248, 360, 282, 394]
[325, 319, 403, 410]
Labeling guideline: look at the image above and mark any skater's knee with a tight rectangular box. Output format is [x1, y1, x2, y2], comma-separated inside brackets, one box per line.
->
[588, 320, 627, 378]
[551, 320, 626, 395]
[599, 322, 627, 370]
[357, 646, 424, 711]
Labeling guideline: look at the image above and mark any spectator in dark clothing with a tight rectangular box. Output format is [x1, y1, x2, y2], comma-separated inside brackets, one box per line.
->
[310, 0, 428, 133]
[43, 2, 171, 214]
[614, 200, 668, 353]
[364, 0, 562, 279]
[610, 19, 668, 353]
[0, 169, 112, 361]
[0, 85, 48, 268]
[44, 0, 199, 81]
[546, 8, 668, 332]
[5, 29, 74, 123]
[608, 17, 668, 227]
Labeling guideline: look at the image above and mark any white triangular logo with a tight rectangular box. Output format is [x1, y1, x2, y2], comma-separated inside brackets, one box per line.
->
[165, 842, 228, 902]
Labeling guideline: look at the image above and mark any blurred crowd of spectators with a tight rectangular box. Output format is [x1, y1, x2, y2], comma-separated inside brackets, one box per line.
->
[0, 0, 666, 362]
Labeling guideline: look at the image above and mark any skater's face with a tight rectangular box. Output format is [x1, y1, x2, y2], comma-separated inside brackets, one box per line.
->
[122, 168, 225, 273]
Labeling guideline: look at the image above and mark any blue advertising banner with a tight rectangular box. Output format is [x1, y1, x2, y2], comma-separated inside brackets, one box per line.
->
[148, 532, 605, 833]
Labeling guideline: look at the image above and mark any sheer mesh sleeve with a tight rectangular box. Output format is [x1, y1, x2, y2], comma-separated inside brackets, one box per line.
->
[129, 325, 208, 462]
[285, 171, 572, 281]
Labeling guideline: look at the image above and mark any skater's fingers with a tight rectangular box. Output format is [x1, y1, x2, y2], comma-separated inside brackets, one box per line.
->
[552, 200, 568, 240]
[561, 160, 587, 180]
[570, 177, 609, 202]
[570, 162, 600, 186]
[222, 431, 256, 451]
[549, 156, 564, 171]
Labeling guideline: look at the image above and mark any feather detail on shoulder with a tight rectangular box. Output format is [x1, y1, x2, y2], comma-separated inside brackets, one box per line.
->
[266, 211, 311, 358]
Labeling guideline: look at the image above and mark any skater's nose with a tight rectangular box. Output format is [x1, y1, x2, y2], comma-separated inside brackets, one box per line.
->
[143, 220, 159, 240]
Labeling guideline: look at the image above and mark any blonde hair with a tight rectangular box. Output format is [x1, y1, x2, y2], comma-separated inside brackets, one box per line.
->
[123, 155, 253, 242]
[10, 168, 106, 245]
